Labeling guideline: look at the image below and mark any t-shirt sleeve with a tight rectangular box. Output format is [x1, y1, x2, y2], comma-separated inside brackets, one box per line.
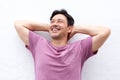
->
[81, 36, 97, 63]
[26, 31, 45, 58]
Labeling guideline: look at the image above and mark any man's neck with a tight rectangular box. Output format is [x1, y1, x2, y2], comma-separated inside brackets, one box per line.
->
[51, 38, 68, 47]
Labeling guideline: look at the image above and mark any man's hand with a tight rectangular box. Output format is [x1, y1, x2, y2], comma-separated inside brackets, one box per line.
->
[68, 27, 76, 39]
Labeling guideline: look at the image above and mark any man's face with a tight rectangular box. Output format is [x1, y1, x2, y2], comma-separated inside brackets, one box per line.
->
[49, 14, 71, 40]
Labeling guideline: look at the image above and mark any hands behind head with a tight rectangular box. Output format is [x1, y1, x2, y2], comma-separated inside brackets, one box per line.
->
[68, 27, 76, 40]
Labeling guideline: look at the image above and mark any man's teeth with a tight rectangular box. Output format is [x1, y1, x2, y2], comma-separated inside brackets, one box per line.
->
[52, 28, 60, 31]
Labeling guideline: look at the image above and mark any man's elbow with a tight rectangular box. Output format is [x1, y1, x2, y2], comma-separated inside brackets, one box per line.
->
[104, 27, 111, 37]
[14, 20, 22, 28]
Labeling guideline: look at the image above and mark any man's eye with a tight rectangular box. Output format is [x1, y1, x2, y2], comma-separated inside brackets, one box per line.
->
[51, 20, 55, 23]
[58, 20, 63, 23]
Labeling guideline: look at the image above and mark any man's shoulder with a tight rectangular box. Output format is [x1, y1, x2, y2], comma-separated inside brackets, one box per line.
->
[69, 36, 92, 46]
[29, 31, 47, 40]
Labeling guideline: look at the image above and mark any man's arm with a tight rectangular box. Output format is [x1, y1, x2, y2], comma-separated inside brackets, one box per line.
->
[14, 20, 49, 46]
[70, 25, 111, 52]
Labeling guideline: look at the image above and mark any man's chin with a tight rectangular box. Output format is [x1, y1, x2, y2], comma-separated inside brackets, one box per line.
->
[51, 35, 60, 39]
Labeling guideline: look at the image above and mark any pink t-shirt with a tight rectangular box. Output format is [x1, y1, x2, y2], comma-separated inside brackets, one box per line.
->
[26, 31, 96, 80]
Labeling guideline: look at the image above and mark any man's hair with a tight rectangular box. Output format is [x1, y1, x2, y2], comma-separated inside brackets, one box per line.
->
[50, 9, 74, 26]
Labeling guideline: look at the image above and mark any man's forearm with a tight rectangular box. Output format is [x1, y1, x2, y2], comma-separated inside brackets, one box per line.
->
[14, 20, 49, 31]
[73, 25, 110, 37]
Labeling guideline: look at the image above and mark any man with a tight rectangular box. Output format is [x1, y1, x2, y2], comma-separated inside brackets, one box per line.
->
[14, 9, 111, 80]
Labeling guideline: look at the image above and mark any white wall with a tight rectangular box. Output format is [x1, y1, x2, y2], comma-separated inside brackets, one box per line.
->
[0, 0, 120, 80]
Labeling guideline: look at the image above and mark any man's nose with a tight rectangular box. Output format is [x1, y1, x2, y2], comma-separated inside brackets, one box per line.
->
[50, 20, 59, 27]
[53, 21, 58, 25]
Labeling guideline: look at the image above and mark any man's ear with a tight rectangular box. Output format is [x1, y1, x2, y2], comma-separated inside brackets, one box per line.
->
[67, 26, 73, 33]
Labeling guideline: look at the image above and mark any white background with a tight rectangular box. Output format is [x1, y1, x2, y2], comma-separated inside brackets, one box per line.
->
[0, 0, 120, 80]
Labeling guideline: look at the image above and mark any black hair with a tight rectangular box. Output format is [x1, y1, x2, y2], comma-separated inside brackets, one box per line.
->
[50, 9, 74, 26]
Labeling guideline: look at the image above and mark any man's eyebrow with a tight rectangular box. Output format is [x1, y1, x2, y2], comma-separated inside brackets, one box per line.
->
[51, 19, 64, 21]
[58, 19, 64, 21]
